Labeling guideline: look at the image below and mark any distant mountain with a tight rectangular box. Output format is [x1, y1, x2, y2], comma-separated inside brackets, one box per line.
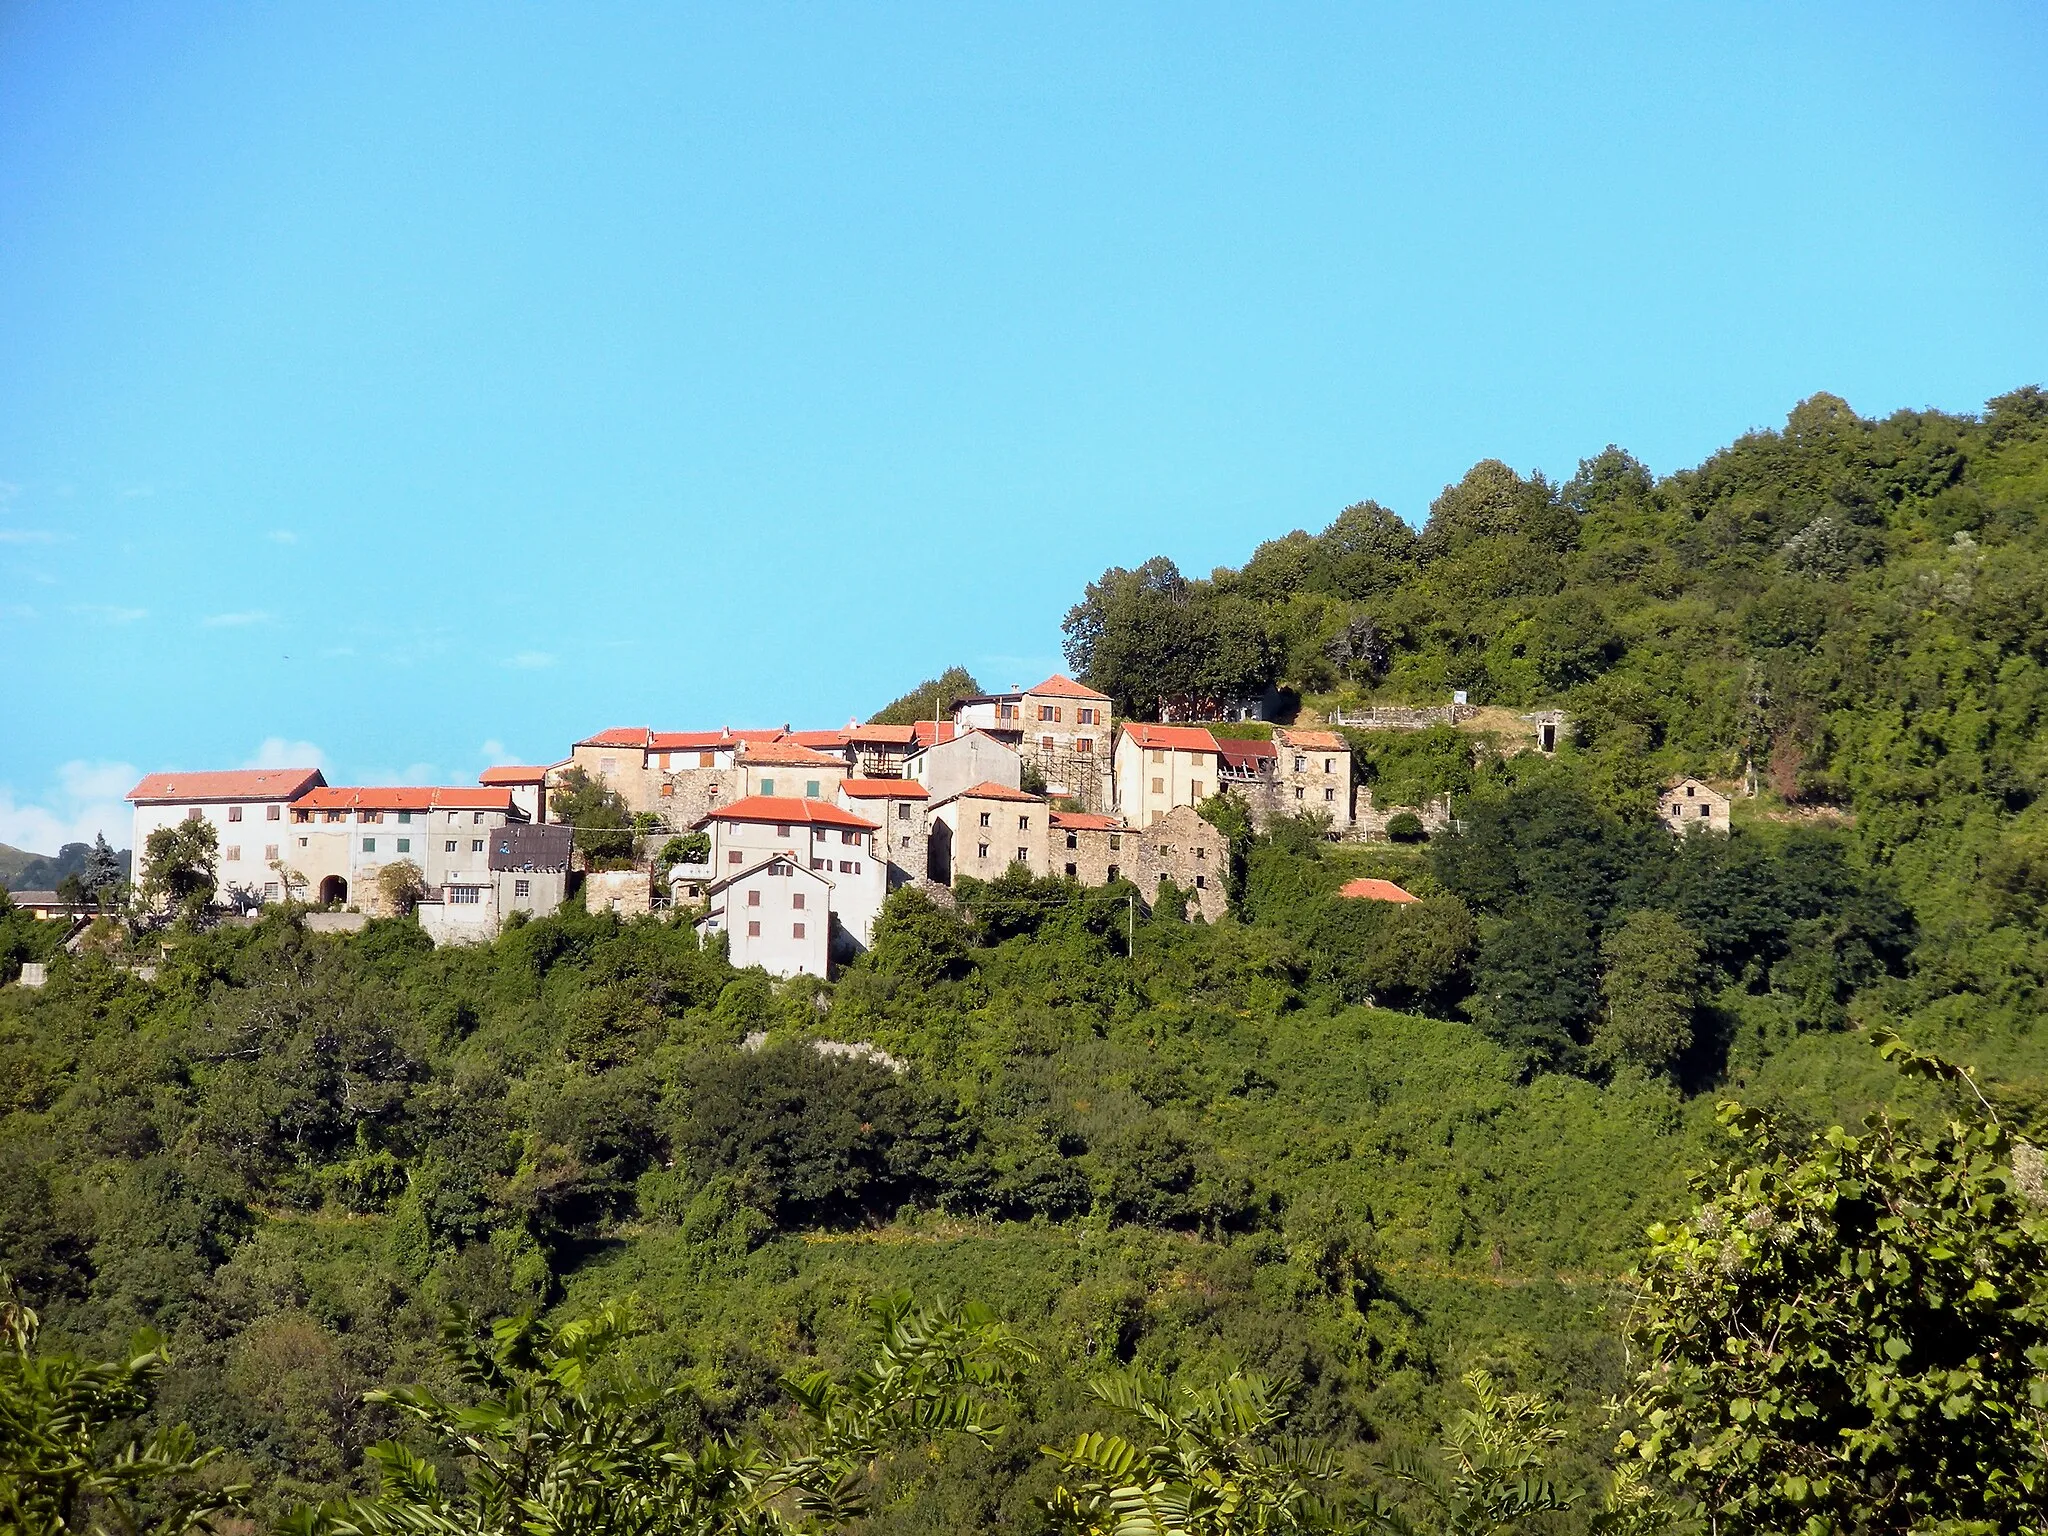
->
[1, 840, 132, 892]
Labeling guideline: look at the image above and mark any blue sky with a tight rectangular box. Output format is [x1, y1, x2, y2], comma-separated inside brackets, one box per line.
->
[2, 3, 2044, 852]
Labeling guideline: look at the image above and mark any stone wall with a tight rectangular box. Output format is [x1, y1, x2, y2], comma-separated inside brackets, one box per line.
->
[583, 868, 655, 918]
[1023, 740, 1113, 812]
[655, 767, 743, 831]
[1049, 820, 1129, 885]
[1352, 791, 1454, 842]
[1272, 733, 1355, 830]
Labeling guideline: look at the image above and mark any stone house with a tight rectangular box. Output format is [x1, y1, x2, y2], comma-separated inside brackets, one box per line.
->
[928, 781, 1047, 884]
[1272, 729, 1354, 831]
[1214, 738, 1285, 827]
[951, 674, 1113, 810]
[1049, 810, 1126, 884]
[1658, 777, 1730, 834]
[842, 723, 920, 778]
[1114, 723, 1222, 828]
[906, 727, 1021, 804]
[287, 786, 529, 913]
[838, 777, 930, 889]
[1128, 805, 1229, 922]
[697, 853, 835, 978]
[126, 766, 328, 911]
[693, 795, 887, 952]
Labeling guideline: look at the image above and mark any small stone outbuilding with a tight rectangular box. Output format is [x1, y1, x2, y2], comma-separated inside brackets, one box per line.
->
[1658, 777, 1730, 834]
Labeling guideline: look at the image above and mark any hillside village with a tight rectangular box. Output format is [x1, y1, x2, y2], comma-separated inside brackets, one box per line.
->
[101, 672, 1731, 979]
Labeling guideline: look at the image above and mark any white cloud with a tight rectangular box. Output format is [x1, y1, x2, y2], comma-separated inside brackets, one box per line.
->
[480, 739, 507, 760]
[0, 529, 59, 545]
[243, 737, 328, 771]
[203, 610, 274, 628]
[505, 650, 556, 669]
[267, 530, 297, 545]
[0, 759, 140, 856]
[68, 603, 148, 624]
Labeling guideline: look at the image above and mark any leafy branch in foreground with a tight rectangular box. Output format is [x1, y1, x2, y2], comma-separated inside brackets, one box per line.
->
[289, 1291, 1035, 1536]
[1622, 1029, 2048, 1535]
[0, 1288, 247, 1536]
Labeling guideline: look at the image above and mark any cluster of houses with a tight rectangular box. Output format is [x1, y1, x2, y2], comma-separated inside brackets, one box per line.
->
[117, 672, 1736, 979]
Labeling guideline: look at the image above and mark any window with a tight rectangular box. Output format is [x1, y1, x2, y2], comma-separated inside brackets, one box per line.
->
[1065, 831, 1078, 849]
[473, 812, 483, 825]
[1151, 777, 1164, 794]
[1294, 786, 1304, 800]
[266, 804, 281, 821]
[839, 859, 854, 873]
[1018, 814, 1031, 830]
[1064, 862, 1077, 877]
[900, 836, 910, 848]
[326, 810, 345, 823]
[1324, 758, 1335, 773]
[362, 837, 376, 852]
[805, 779, 820, 797]
[841, 830, 858, 844]
[515, 878, 531, 897]
[896, 802, 910, 819]
[264, 881, 279, 900]
[1108, 834, 1122, 851]
[1685, 784, 1696, 797]
[265, 843, 278, 860]
[792, 892, 805, 910]
[228, 805, 243, 822]
[472, 839, 484, 852]
[1700, 804, 1710, 818]
[792, 922, 805, 939]
[1107, 863, 1119, 880]
[446, 840, 457, 852]
[660, 782, 674, 797]
[777, 823, 791, 838]
[1195, 874, 1207, 888]
[761, 778, 776, 795]
[397, 838, 411, 853]
[979, 811, 991, 827]
[398, 811, 412, 824]
[999, 703, 1018, 720]
[298, 837, 307, 848]
[225, 845, 241, 862]
[1079, 707, 1096, 725]
[1294, 756, 1306, 771]
[450, 886, 481, 904]
[747, 920, 761, 938]
[1077, 737, 1093, 753]
[1040, 735, 1055, 751]
[812, 858, 827, 870]
[977, 842, 990, 859]
[659, 752, 671, 770]
[1324, 787, 1336, 802]
[1016, 846, 1029, 862]
[1151, 749, 1164, 765]
[747, 889, 761, 907]
[699, 751, 715, 768]
[728, 850, 743, 864]
[1194, 846, 1206, 859]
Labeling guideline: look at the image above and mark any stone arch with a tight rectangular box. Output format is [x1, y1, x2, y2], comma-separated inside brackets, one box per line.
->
[318, 875, 349, 906]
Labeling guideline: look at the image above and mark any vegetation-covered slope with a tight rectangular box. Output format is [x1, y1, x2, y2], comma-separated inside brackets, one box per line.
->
[4, 387, 2048, 1531]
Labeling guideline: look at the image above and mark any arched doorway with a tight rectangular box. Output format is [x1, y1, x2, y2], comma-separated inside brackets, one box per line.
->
[318, 875, 349, 906]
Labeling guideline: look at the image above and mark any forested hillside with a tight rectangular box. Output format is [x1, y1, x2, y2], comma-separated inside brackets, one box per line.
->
[5, 388, 2048, 1532]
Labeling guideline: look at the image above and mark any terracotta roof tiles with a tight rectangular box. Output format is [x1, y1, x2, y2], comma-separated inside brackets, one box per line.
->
[127, 768, 326, 803]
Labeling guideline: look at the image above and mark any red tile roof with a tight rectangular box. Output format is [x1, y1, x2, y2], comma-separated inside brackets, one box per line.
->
[479, 765, 550, 785]
[650, 730, 738, 751]
[1216, 739, 1276, 769]
[839, 778, 929, 799]
[298, 786, 522, 813]
[846, 722, 919, 745]
[695, 796, 879, 830]
[127, 767, 326, 803]
[910, 721, 958, 747]
[576, 727, 652, 748]
[1276, 728, 1346, 750]
[1338, 878, 1419, 903]
[1050, 810, 1122, 831]
[1121, 723, 1222, 753]
[740, 740, 848, 767]
[1026, 673, 1112, 701]
[790, 729, 852, 749]
[944, 781, 1043, 804]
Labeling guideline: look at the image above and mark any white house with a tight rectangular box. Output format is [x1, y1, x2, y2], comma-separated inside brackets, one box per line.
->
[693, 795, 887, 958]
[479, 764, 556, 823]
[1114, 723, 1222, 828]
[696, 853, 835, 977]
[127, 767, 328, 909]
[906, 727, 1021, 804]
